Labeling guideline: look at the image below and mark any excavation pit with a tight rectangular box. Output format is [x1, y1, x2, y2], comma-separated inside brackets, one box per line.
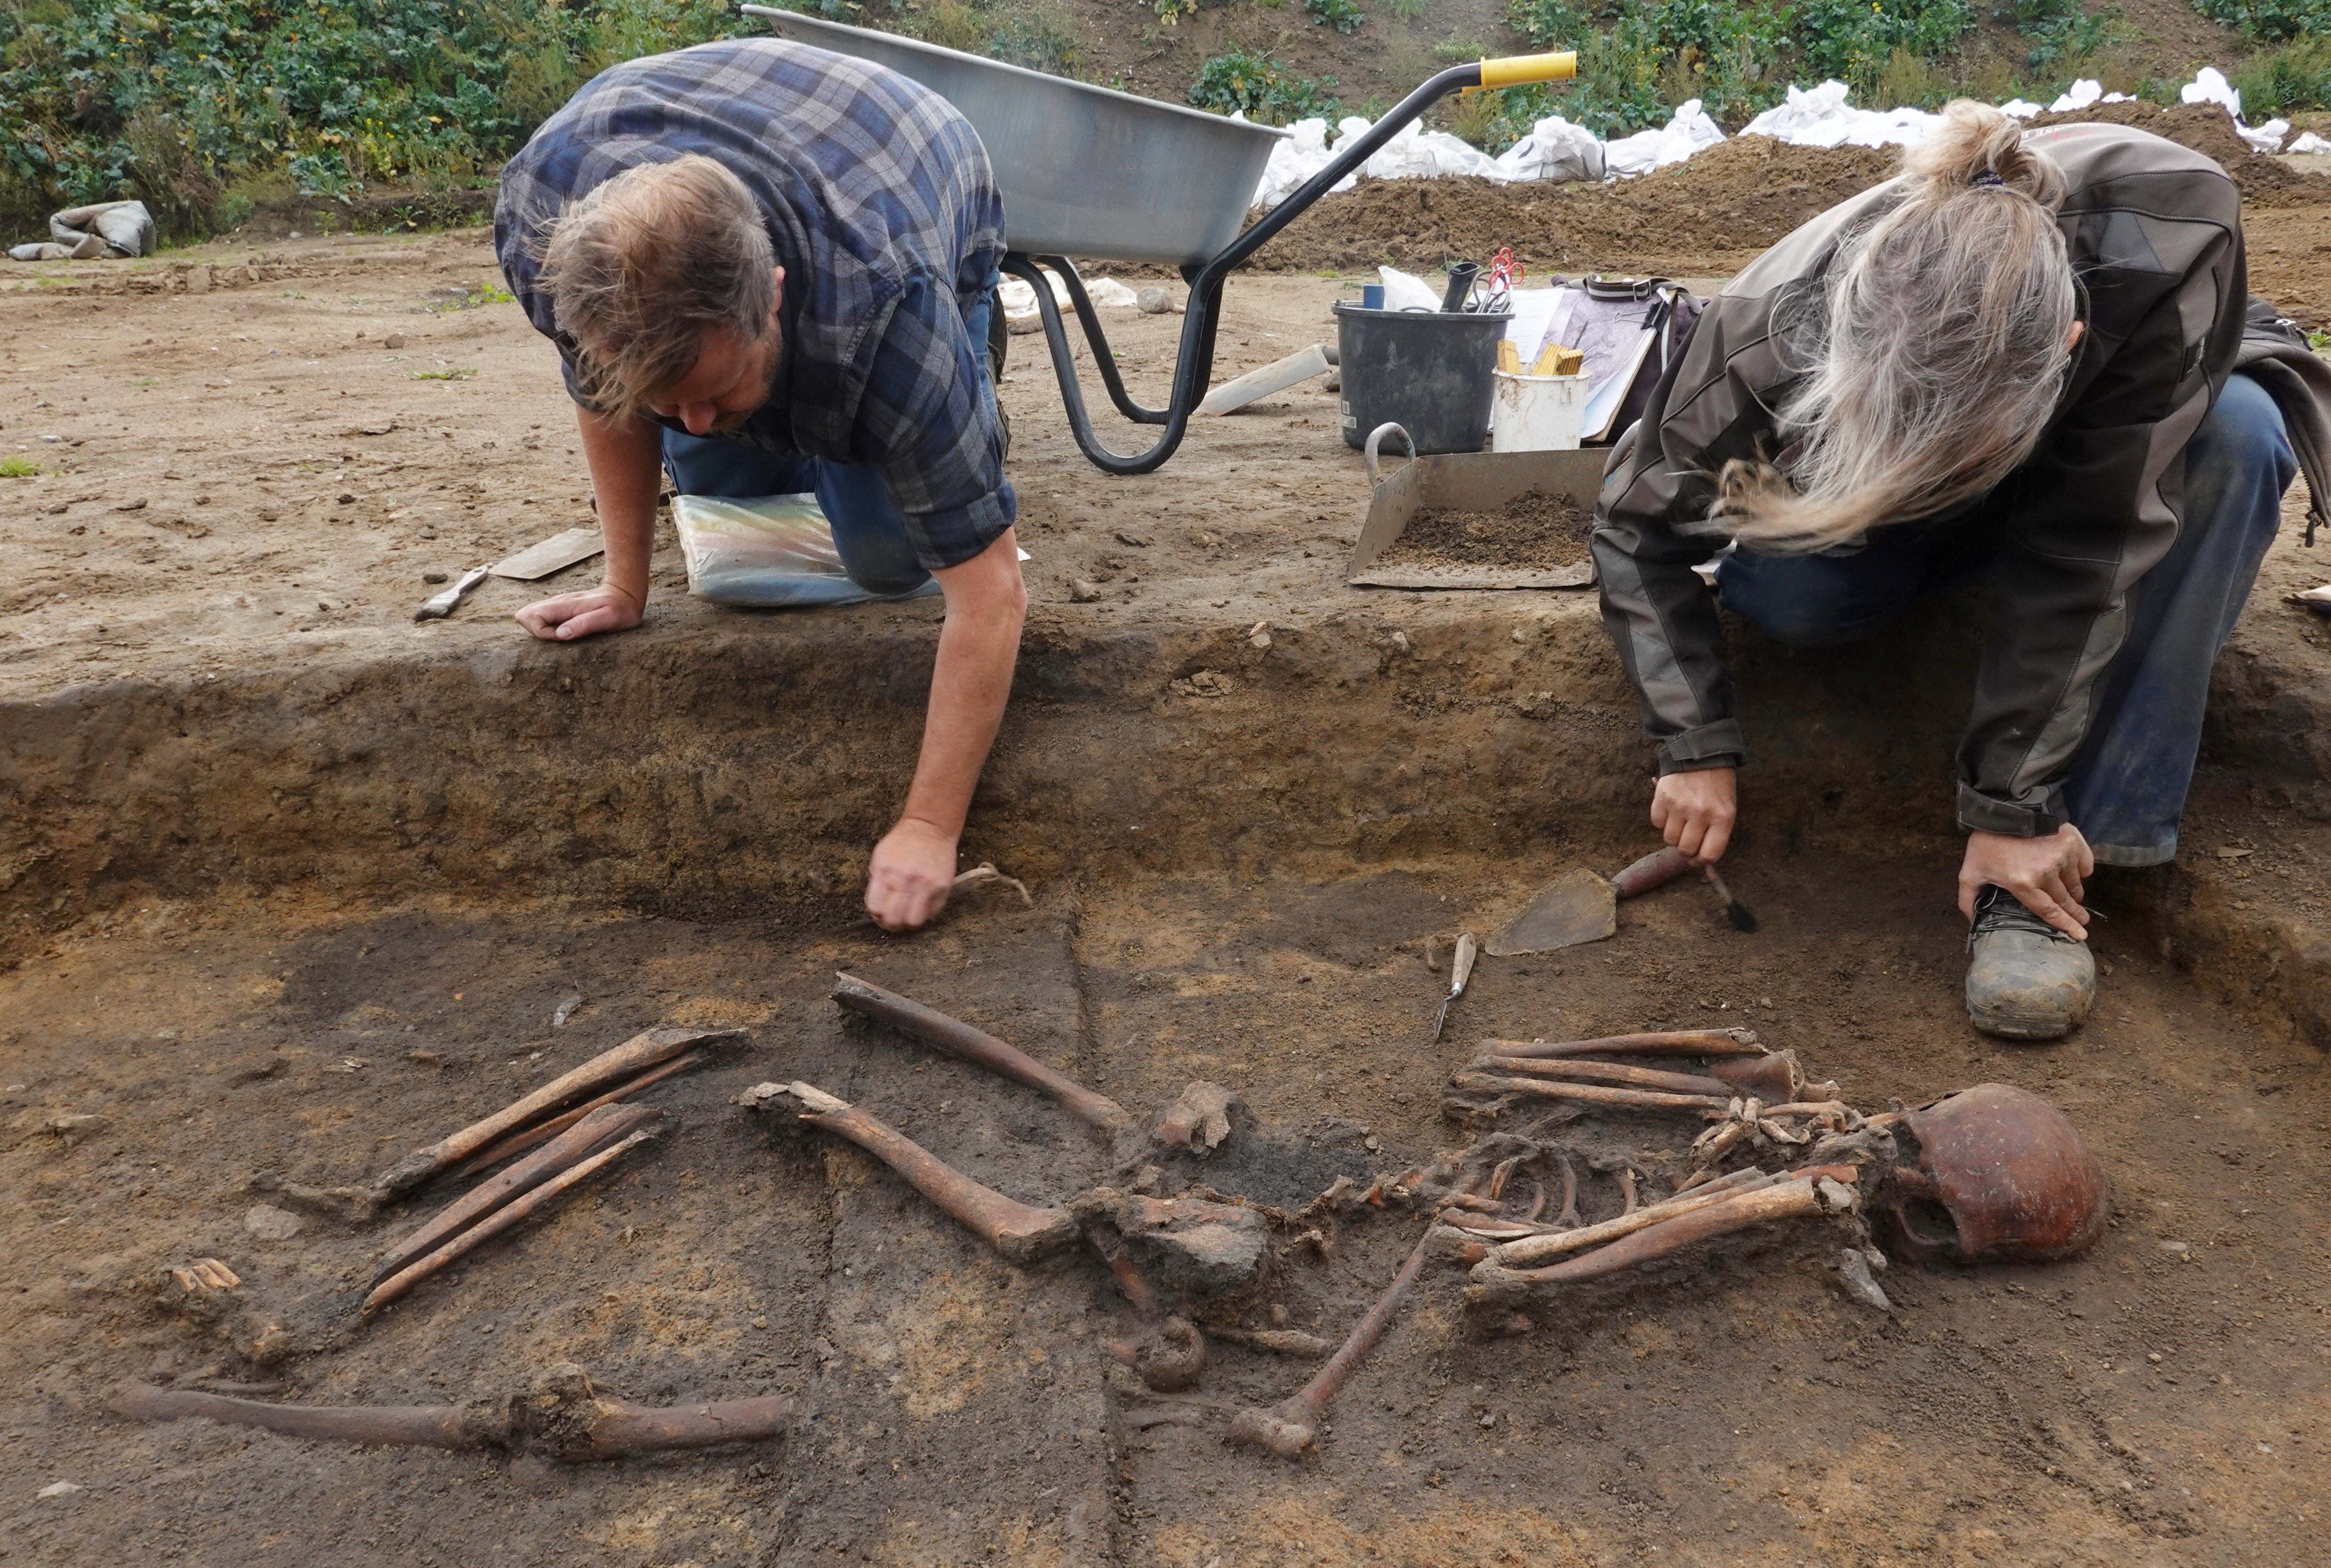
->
[6, 203, 2331, 1565]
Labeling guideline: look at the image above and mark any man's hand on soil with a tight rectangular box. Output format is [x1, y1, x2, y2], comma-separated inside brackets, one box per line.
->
[1959, 824, 2095, 940]
[1651, 766, 1737, 864]
[514, 584, 644, 642]
[866, 817, 959, 933]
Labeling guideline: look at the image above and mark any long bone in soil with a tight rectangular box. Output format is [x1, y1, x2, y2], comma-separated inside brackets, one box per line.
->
[741, 1081, 1080, 1263]
[832, 971, 1133, 1132]
[1472, 1056, 1736, 1098]
[372, 1025, 740, 1195]
[1453, 1072, 1732, 1113]
[1470, 1169, 1860, 1291]
[1226, 1221, 1437, 1460]
[1483, 1028, 1765, 1058]
[452, 1050, 704, 1180]
[366, 1124, 662, 1312]
[371, 1102, 658, 1288]
[111, 1364, 790, 1462]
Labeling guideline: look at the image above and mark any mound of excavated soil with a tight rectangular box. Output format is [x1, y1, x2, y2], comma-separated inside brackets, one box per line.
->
[2038, 99, 2327, 208]
[1374, 487, 1594, 571]
[1256, 140, 1901, 273]
[1253, 105, 2331, 274]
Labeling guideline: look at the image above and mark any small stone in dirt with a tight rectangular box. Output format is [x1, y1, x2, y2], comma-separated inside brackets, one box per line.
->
[1115, 530, 1152, 547]
[422, 571, 449, 584]
[112, 498, 147, 513]
[244, 1203, 303, 1242]
[1249, 621, 1272, 650]
[384, 333, 407, 349]
[336, 492, 355, 505]
[1136, 286, 1177, 315]
[38, 1481, 82, 1499]
[43, 1112, 105, 1139]
[1070, 578, 1102, 602]
[551, 993, 584, 1028]
[1171, 669, 1236, 698]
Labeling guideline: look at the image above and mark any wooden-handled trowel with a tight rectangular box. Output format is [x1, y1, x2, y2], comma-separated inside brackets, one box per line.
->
[1485, 846, 1708, 956]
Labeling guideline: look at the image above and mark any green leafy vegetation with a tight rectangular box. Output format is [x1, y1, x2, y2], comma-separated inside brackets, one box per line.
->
[2227, 36, 2331, 117]
[411, 366, 478, 379]
[0, 456, 43, 478]
[2190, 0, 2331, 40]
[1189, 49, 1342, 123]
[1304, 0, 1366, 33]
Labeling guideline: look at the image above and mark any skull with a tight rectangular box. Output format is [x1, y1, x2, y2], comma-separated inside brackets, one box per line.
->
[1882, 1083, 2107, 1264]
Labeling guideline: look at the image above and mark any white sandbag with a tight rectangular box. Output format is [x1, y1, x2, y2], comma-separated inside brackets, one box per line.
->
[2238, 117, 2289, 153]
[2181, 67, 2240, 118]
[1493, 112, 1607, 183]
[1603, 98, 1724, 175]
[1255, 117, 1352, 209]
[2290, 131, 2331, 155]
[2048, 80, 2104, 113]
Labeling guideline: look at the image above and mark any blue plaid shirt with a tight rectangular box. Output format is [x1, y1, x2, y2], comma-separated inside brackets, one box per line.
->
[495, 38, 1014, 569]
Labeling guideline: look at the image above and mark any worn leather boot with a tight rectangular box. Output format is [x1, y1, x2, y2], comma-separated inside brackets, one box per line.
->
[1964, 885, 2096, 1041]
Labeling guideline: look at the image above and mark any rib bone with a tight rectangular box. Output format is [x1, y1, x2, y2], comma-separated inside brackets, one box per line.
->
[832, 973, 1132, 1131]
[1489, 1167, 1771, 1267]
[746, 1081, 1079, 1264]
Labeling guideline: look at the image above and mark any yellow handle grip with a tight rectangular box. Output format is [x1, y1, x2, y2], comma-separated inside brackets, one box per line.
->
[1477, 50, 1578, 89]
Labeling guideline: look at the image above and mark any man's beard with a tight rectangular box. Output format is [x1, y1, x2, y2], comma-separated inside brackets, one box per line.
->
[708, 330, 785, 434]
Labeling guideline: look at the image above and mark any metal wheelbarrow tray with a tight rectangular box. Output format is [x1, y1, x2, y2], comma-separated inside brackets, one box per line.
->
[741, 6, 1575, 476]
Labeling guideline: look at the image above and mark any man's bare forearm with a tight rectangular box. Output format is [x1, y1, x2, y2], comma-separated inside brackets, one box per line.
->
[901, 529, 1027, 837]
[576, 406, 665, 604]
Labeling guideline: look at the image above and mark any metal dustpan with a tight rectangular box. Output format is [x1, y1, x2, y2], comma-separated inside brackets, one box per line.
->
[1347, 423, 1605, 591]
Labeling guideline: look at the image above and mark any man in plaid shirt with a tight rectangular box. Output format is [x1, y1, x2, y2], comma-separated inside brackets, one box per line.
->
[495, 37, 1021, 933]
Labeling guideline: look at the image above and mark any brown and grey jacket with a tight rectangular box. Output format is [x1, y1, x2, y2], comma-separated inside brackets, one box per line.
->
[1592, 122, 2331, 838]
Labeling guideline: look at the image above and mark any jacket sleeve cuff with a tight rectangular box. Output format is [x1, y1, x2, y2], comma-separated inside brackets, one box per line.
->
[1655, 719, 1747, 775]
[1956, 782, 2068, 837]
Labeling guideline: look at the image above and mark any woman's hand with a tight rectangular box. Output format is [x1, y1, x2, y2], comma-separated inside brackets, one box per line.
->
[1959, 824, 2094, 939]
[866, 816, 959, 932]
[514, 583, 644, 642]
[1651, 766, 1737, 864]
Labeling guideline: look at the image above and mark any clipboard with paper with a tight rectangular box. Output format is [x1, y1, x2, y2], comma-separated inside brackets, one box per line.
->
[1501, 278, 1691, 443]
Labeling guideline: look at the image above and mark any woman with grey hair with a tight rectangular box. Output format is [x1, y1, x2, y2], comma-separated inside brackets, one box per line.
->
[1593, 100, 2329, 1040]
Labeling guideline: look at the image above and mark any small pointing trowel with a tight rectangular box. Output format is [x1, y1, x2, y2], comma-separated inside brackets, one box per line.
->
[1486, 846, 1699, 956]
[1432, 932, 1477, 1042]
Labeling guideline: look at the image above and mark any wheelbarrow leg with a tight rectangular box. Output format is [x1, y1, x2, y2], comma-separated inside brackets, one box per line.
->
[1034, 257, 1167, 425]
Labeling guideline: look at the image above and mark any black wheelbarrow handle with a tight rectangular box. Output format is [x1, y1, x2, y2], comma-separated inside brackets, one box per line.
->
[1014, 51, 1577, 477]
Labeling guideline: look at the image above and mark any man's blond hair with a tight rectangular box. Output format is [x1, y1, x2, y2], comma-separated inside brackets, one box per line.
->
[536, 155, 778, 422]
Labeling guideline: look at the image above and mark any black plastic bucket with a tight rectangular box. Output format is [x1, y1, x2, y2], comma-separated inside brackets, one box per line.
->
[1333, 303, 1509, 454]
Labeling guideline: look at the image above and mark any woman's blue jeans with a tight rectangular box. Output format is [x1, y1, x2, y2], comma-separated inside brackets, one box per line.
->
[658, 284, 1000, 598]
[1712, 374, 2297, 866]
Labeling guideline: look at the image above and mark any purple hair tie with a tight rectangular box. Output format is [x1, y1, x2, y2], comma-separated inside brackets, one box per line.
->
[1971, 169, 2006, 187]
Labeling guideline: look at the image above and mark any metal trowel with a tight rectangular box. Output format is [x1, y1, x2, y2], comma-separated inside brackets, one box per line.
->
[1486, 846, 1698, 956]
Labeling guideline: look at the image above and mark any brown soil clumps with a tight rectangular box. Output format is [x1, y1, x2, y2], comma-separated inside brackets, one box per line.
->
[1253, 106, 2331, 275]
[1374, 487, 1593, 570]
[2037, 100, 2329, 207]
[1254, 141, 1901, 274]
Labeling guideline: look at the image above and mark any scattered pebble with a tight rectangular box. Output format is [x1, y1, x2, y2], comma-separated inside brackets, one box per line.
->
[2160, 1240, 2190, 1254]
[422, 570, 449, 584]
[244, 1203, 303, 1242]
[1135, 285, 1177, 315]
[36, 1481, 81, 1500]
[384, 333, 407, 349]
[551, 993, 584, 1028]
[1069, 578, 1101, 603]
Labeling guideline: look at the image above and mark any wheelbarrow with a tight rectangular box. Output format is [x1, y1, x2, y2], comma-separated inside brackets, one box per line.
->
[739, 6, 1575, 476]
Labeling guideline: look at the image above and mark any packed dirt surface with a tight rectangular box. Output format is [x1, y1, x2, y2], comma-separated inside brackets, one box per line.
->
[1374, 488, 1594, 571]
[6, 129, 2331, 1568]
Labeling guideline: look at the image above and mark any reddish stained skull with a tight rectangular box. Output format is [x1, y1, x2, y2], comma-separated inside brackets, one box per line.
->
[1883, 1083, 2108, 1264]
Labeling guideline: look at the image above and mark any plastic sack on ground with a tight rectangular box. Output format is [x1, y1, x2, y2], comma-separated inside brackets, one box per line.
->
[671, 493, 941, 608]
[1255, 117, 1354, 209]
[2181, 67, 2241, 118]
[1602, 98, 1724, 175]
[2237, 117, 2289, 153]
[1493, 112, 1607, 183]
[8, 199, 155, 262]
[2290, 131, 2331, 155]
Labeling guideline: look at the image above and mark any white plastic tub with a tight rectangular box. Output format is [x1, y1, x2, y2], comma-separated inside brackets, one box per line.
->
[1490, 369, 1590, 452]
